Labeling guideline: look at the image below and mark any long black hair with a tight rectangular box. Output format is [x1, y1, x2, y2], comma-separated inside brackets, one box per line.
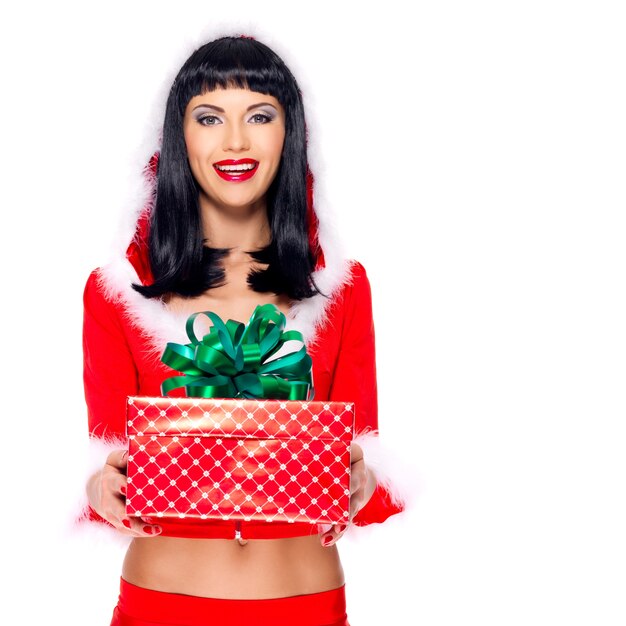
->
[132, 36, 326, 301]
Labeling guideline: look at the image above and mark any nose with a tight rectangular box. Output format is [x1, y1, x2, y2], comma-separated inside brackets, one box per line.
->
[222, 120, 250, 152]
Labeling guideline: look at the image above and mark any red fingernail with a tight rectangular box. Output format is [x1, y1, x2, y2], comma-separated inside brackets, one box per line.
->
[322, 535, 333, 545]
[122, 519, 131, 528]
[120, 486, 126, 495]
[143, 525, 153, 534]
[337, 524, 347, 532]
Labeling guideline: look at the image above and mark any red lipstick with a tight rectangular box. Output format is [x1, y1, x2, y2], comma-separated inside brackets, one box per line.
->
[213, 158, 259, 182]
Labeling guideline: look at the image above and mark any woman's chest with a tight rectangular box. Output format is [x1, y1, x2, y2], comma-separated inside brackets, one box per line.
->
[162, 289, 293, 327]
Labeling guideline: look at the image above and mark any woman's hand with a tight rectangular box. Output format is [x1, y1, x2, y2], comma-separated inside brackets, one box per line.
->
[86, 448, 162, 537]
[320, 442, 375, 547]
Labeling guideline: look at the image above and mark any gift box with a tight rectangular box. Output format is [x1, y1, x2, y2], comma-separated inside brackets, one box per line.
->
[125, 396, 354, 525]
[124, 303, 355, 526]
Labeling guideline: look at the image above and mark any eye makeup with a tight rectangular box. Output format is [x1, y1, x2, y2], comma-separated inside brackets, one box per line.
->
[192, 103, 278, 116]
[193, 105, 278, 126]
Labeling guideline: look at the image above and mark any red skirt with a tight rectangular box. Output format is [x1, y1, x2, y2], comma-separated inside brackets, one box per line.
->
[110, 577, 351, 626]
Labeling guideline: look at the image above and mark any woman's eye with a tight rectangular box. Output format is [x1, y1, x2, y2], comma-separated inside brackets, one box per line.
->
[198, 115, 221, 126]
[250, 113, 272, 124]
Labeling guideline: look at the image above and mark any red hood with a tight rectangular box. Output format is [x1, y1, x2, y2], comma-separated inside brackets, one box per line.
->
[126, 150, 327, 287]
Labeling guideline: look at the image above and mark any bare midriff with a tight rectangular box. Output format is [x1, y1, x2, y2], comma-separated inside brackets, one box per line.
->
[122, 535, 345, 599]
[126, 263, 345, 599]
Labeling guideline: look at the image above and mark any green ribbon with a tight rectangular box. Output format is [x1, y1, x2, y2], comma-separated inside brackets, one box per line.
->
[160, 303, 315, 401]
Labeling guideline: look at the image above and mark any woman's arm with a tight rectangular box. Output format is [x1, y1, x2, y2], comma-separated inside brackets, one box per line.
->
[83, 268, 138, 439]
[73, 268, 141, 534]
[329, 260, 408, 526]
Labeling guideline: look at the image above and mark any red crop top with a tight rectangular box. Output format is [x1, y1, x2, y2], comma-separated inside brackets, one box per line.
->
[76, 259, 408, 541]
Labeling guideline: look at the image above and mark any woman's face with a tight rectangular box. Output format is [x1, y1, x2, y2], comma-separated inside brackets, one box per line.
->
[183, 87, 286, 212]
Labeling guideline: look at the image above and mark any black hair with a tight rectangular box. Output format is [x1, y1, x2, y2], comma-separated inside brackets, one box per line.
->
[131, 35, 326, 301]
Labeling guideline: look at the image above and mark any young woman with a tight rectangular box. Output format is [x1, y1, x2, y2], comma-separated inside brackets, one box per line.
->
[76, 30, 408, 626]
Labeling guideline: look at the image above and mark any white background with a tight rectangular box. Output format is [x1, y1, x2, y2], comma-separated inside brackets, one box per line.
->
[1, 1, 624, 624]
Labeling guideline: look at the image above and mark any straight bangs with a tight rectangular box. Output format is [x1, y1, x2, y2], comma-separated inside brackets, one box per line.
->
[173, 38, 298, 126]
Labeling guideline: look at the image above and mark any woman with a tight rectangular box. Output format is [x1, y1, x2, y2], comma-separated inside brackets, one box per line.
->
[76, 31, 407, 626]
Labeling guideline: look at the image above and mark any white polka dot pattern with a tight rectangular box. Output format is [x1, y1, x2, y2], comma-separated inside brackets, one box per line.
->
[125, 397, 354, 525]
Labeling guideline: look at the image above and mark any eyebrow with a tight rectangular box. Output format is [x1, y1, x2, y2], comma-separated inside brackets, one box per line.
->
[191, 102, 277, 113]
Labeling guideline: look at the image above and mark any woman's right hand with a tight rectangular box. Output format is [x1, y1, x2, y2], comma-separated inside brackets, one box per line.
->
[86, 448, 162, 537]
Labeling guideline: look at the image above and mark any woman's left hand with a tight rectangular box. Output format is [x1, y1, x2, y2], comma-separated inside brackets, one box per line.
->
[320, 442, 373, 547]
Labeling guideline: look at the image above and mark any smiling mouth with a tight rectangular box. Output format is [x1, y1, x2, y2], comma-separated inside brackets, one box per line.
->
[213, 161, 259, 181]
[214, 163, 257, 172]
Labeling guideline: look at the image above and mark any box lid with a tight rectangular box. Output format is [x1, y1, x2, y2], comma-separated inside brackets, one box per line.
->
[126, 396, 354, 441]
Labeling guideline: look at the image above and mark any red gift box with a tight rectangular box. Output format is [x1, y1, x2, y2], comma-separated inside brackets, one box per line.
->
[125, 396, 354, 525]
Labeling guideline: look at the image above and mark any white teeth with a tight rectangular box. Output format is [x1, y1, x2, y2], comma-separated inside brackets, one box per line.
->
[215, 163, 256, 172]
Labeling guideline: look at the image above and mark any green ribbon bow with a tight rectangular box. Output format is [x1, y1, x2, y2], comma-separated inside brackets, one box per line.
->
[160, 303, 315, 401]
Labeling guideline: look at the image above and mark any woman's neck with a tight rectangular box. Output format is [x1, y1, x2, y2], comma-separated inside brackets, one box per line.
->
[199, 194, 271, 254]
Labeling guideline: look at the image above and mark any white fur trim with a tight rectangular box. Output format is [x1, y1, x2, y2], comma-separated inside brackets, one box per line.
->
[352, 430, 414, 511]
[63, 434, 131, 548]
[96, 20, 355, 361]
[97, 255, 355, 369]
[339, 429, 418, 542]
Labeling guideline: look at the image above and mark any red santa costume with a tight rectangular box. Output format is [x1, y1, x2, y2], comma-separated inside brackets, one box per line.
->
[72, 20, 412, 626]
